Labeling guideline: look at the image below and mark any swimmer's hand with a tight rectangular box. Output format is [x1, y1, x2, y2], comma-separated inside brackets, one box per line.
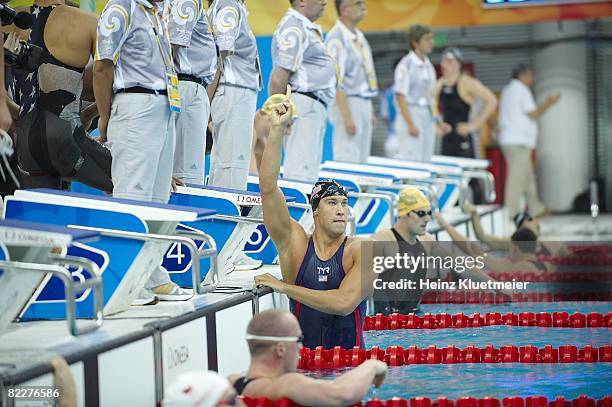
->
[367, 360, 387, 388]
[269, 86, 294, 130]
[171, 176, 185, 192]
[254, 273, 286, 294]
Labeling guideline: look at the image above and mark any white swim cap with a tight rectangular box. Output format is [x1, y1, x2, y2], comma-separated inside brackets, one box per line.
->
[162, 371, 231, 407]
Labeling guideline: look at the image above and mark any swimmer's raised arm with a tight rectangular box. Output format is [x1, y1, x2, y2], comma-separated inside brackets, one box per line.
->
[464, 201, 509, 251]
[259, 89, 301, 250]
[434, 212, 483, 258]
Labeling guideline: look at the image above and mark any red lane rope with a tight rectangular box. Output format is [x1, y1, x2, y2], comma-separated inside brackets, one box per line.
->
[487, 271, 612, 282]
[364, 312, 612, 330]
[567, 243, 612, 254]
[241, 395, 612, 407]
[419, 291, 611, 304]
[296, 344, 612, 369]
[542, 253, 612, 266]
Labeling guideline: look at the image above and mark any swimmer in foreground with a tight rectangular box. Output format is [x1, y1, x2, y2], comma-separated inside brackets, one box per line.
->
[228, 310, 387, 406]
[254, 87, 374, 349]
[372, 187, 508, 314]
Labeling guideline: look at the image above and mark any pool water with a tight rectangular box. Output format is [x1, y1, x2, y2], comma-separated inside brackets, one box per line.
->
[309, 363, 612, 400]
[364, 326, 611, 349]
[305, 302, 611, 401]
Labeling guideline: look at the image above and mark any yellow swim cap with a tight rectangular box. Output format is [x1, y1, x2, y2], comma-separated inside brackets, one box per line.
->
[260, 94, 298, 117]
[397, 187, 430, 217]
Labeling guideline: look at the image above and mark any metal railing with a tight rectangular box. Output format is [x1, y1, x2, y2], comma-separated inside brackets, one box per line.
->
[0, 256, 103, 336]
[348, 191, 397, 228]
[67, 225, 218, 295]
[463, 169, 497, 203]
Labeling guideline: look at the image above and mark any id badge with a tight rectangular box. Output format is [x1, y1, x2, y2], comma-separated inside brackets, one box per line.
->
[165, 70, 182, 113]
[367, 69, 378, 92]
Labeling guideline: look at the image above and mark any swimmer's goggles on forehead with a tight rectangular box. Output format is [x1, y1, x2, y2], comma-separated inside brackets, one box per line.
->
[245, 334, 304, 344]
[411, 209, 432, 218]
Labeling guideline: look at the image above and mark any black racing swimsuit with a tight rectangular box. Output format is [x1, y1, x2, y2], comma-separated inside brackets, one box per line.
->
[373, 230, 428, 314]
[233, 376, 261, 395]
[439, 80, 474, 158]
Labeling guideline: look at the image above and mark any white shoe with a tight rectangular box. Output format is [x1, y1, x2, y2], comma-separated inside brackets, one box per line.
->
[151, 283, 194, 301]
[132, 289, 158, 306]
[233, 252, 263, 271]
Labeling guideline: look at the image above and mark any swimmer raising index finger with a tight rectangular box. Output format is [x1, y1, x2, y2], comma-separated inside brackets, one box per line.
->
[277, 85, 292, 117]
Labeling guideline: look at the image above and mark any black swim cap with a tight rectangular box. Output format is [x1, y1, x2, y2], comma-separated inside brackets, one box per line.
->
[310, 179, 347, 210]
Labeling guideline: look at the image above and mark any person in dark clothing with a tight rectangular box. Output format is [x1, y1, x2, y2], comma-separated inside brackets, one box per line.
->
[435, 47, 497, 203]
[435, 47, 497, 158]
[371, 187, 431, 314]
[10, 1, 112, 192]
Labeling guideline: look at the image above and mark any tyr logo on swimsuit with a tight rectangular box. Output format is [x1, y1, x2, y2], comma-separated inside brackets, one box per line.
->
[317, 266, 330, 282]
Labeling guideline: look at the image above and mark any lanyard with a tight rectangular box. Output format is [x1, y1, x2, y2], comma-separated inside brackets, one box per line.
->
[140, 4, 175, 72]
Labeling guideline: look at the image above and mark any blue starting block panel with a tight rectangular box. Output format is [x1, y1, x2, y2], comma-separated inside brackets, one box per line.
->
[4, 189, 214, 319]
[166, 185, 294, 286]
[246, 176, 311, 264]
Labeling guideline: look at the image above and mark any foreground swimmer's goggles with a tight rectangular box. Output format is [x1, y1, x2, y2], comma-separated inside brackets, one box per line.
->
[245, 334, 304, 344]
[411, 209, 432, 218]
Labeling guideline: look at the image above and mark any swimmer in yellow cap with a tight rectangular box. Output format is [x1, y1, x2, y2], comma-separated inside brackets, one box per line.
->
[249, 94, 298, 174]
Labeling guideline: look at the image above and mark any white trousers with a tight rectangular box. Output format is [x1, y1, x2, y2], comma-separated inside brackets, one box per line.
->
[329, 96, 373, 163]
[108, 93, 176, 203]
[395, 105, 435, 162]
[209, 84, 257, 190]
[174, 80, 210, 185]
[282, 93, 327, 182]
[107, 92, 176, 289]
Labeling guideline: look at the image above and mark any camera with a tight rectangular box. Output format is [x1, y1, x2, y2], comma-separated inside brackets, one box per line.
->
[3, 37, 42, 72]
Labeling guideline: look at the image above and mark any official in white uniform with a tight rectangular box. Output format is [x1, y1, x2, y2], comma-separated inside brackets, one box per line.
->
[269, 0, 336, 182]
[326, 0, 378, 164]
[95, 0, 191, 301]
[208, 0, 262, 190]
[499, 64, 559, 220]
[393, 24, 436, 162]
[168, 0, 217, 185]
